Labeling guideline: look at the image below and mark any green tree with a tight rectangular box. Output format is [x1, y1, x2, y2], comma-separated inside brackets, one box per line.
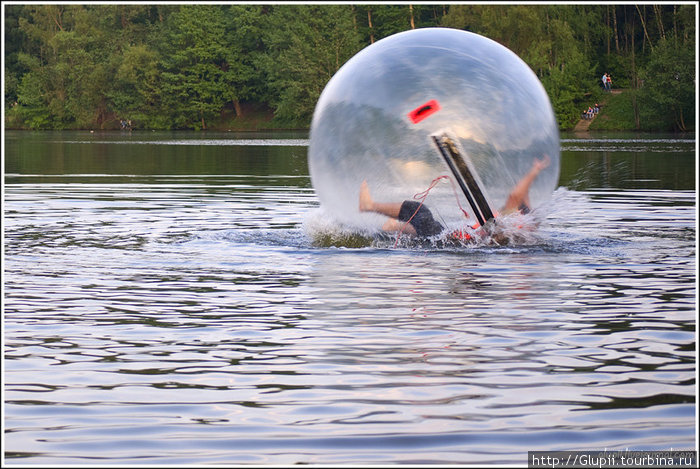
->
[261, 5, 363, 125]
[4, 3, 695, 131]
[108, 44, 163, 128]
[158, 5, 237, 129]
[639, 37, 695, 131]
[224, 5, 269, 116]
[12, 5, 123, 128]
[4, 5, 28, 108]
[15, 56, 53, 128]
[442, 5, 594, 128]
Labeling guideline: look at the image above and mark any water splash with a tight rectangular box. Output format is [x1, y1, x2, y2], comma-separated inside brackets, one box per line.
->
[300, 188, 589, 251]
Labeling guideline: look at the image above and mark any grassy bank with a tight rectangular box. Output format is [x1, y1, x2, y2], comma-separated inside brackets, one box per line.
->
[205, 103, 307, 131]
[5, 92, 688, 134]
[588, 91, 638, 131]
[588, 90, 688, 132]
[4, 102, 308, 132]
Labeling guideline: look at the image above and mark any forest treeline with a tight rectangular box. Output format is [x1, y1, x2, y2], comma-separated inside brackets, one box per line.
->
[4, 4, 696, 131]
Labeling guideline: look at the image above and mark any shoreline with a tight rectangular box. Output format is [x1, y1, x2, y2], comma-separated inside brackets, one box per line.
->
[4, 128, 694, 139]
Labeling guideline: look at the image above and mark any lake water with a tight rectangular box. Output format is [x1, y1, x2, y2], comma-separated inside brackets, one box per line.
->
[3, 130, 696, 465]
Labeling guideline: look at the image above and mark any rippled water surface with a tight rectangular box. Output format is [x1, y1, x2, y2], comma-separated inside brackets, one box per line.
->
[3, 131, 696, 465]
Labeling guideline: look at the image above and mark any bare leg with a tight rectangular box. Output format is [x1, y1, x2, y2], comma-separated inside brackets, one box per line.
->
[359, 180, 404, 218]
[359, 181, 417, 235]
[502, 155, 551, 214]
[382, 218, 417, 235]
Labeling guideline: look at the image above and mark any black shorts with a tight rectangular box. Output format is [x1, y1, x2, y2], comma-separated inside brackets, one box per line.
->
[398, 201, 444, 237]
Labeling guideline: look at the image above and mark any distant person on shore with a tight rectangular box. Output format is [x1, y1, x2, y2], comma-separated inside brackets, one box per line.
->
[606, 73, 612, 91]
[602, 73, 608, 91]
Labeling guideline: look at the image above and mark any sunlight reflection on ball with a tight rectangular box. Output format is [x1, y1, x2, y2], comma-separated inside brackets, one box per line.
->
[308, 28, 560, 234]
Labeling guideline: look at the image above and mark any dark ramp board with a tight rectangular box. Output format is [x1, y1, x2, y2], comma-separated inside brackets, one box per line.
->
[431, 132, 495, 227]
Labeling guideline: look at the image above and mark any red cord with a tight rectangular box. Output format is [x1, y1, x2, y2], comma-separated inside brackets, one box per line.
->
[394, 175, 471, 247]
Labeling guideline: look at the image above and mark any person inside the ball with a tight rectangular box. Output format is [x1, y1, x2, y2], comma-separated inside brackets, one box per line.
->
[359, 155, 550, 239]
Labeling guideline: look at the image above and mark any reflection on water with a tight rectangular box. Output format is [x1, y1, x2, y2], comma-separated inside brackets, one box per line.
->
[60, 138, 310, 146]
[3, 131, 696, 465]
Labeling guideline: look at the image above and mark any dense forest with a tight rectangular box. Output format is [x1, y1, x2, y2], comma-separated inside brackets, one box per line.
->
[4, 4, 696, 131]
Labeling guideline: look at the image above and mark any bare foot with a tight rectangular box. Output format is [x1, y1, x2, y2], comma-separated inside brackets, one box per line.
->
[359, 180, 374, 212]
[533, 154, 551, 173]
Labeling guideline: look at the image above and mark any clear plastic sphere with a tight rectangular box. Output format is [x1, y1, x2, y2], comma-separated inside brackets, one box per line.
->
[308, 27, 560, 235]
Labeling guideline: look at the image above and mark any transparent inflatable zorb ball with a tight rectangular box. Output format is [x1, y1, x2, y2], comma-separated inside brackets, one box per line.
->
[308, 27, 559, 235]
